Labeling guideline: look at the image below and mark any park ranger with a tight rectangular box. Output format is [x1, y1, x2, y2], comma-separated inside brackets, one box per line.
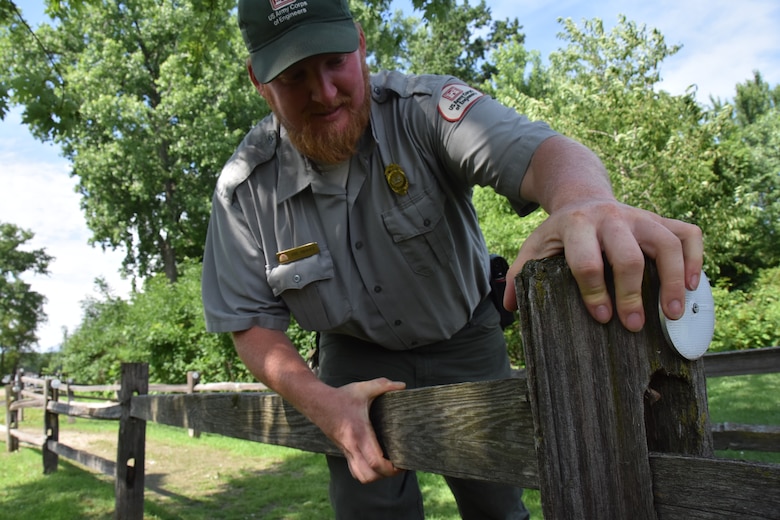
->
[201, 0, 703, 517]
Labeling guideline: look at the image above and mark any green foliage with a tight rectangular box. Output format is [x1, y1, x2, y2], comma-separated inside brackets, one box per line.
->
[354, 0, 524, 85]
[711, 267, 780, 352]
[2, 0, 267, 282]
[471, 187, 546, 365]
[489, 16, 780, 292]
[0, 222, 52, 375]
[403, 0, 524, 85]
[57, 258, 323, 384]
[57, 260, 252, 384]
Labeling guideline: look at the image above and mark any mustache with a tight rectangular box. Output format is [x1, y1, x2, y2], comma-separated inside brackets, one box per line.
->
[304, 97, 352, 118]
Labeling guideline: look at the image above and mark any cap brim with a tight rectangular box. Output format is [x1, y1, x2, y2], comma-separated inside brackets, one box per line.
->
[250, 20, 359, 84]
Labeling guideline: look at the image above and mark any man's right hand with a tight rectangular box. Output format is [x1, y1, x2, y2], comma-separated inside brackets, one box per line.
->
[317, 378, 407, 483]
[232, 327, 405, 483]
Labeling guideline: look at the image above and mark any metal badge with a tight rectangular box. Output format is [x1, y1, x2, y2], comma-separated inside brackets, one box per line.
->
[659, 271, 715, 360]
[276, 242, 319, 265]
[384, 163, 409, 195]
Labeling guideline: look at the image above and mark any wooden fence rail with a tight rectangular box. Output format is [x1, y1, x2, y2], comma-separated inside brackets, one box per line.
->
[2, 257, 779, 519]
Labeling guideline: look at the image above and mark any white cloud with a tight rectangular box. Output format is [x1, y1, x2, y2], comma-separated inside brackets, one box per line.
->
[489, 0, 780, 102]
[0, 137, 131, 352]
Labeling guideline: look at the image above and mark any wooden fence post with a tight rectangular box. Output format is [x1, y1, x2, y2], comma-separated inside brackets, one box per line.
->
[42, 378, 59, 474]
[114, 363, 148, 520]
[187, 371, 200, 438]
[65, 378, 75, 424]
[516, 257, 712, 520]
[16, 369, 24, 422]
[4, 382, 18, 452]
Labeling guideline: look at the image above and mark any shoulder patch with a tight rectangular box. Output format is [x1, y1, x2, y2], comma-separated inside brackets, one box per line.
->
[438, 83, 484, 122]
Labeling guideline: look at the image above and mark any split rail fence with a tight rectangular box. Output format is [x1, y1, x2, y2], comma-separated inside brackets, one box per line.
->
[3, 257, 780, 519]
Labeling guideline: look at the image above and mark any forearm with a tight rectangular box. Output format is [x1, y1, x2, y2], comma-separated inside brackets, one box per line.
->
[521, 135, 614, 213]
[232, 326, 338, 424]
[232, 325, 405, 482]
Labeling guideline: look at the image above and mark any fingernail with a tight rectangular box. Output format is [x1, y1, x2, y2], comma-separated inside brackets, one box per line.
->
[626, 312, 643, 332]
[669, 299, 683, 318]
[690, 272, 700, 290]
[595, 305, 610, 323]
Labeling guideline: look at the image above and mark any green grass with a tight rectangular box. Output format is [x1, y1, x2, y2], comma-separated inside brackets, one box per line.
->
[706, 372, 780, 464]
[0, 374, 776, 519]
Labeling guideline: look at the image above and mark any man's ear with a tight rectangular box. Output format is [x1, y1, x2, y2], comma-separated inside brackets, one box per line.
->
[247, 58, 264, 95]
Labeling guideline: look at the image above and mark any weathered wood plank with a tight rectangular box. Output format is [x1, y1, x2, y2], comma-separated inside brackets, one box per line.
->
[703, 347, 780, 377]
[68, 384, 120, 393]
[9, 429, 45, 446]
[374, 379, 538, 488]
[20, 389, 46, 401]
[47, 440, 117, 478]
[194, 382, 269, 392]
[9, 398, 45, 411]
[47, 400, 123, 420]
[516, 257, 712, 520]
[131, 391, 338, 456]
[651, 453, 780, 519]
[712, 422, 780, 453]
[131, 378, 539, 487]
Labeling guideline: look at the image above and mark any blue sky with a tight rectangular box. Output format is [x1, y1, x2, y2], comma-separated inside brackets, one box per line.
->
[2, 0, 779, 351]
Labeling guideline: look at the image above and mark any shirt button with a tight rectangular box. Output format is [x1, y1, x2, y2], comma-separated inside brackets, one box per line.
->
[373, 285, 382, 293]
[423, 218, 431, 227]
[293, 274, 302, 283]
[355, 241, 363, 250]
[395, 320, 402, 326]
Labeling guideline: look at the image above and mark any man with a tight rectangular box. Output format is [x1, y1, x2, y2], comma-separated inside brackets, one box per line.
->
[202, 0, 703, 518]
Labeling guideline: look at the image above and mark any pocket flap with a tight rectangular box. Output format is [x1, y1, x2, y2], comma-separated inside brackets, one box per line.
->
[266, 252, 334, 296]
[382, 187, 445, 242]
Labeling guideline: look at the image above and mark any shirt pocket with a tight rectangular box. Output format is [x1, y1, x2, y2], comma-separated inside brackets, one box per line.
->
[266, 250, 350, 331]
[381, 186, 453, 276]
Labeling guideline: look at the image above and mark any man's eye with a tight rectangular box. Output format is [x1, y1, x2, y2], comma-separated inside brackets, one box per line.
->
[328, 55, 347, 67]
[279, 71, 305, 84]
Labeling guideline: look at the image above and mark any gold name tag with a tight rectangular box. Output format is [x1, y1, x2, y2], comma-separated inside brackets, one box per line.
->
[276, 242, 320, 264]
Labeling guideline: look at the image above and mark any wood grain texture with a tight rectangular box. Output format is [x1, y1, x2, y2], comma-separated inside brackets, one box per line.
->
[47, 400, 123, 420]
[48, 440, 117, 477]
[131, 378, 540, 487]
[516, 257, 713, 520]
[703, 347, 780, 377]
[114, 363, 148, 520]
[651, 454, 780, 519]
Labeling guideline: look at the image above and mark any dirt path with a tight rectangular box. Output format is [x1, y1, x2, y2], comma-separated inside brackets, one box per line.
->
[51, 426, 284, 505]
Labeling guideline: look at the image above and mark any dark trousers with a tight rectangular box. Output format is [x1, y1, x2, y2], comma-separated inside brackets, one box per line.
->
[318, 298, 530, 520]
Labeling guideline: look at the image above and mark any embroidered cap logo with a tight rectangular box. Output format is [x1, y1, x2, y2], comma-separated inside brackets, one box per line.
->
[270, 0, 296, 9]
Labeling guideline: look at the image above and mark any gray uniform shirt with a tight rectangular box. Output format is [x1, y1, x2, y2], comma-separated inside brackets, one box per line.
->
[202, 71, 558, 350]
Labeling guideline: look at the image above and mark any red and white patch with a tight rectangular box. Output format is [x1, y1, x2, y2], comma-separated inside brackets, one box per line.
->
[437, 83, 484, 122]
[270, 0, 295, 10]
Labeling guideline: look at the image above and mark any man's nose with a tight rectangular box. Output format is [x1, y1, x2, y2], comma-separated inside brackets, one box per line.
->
[310, 70, 339, 105]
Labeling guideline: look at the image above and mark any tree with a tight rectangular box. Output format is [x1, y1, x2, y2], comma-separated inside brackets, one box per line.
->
[58, 260, 251, 384]
[1, 0, 523, 285]
[487, 16, 780, 289]
[403, 0, 524, 85]
[1, 0, 266, 282]
[707, 72, 780, 288]
[0, 222, 52, 375]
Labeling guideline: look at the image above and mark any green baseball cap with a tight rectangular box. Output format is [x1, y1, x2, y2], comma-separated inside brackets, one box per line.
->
[238, 0, 359, 84]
